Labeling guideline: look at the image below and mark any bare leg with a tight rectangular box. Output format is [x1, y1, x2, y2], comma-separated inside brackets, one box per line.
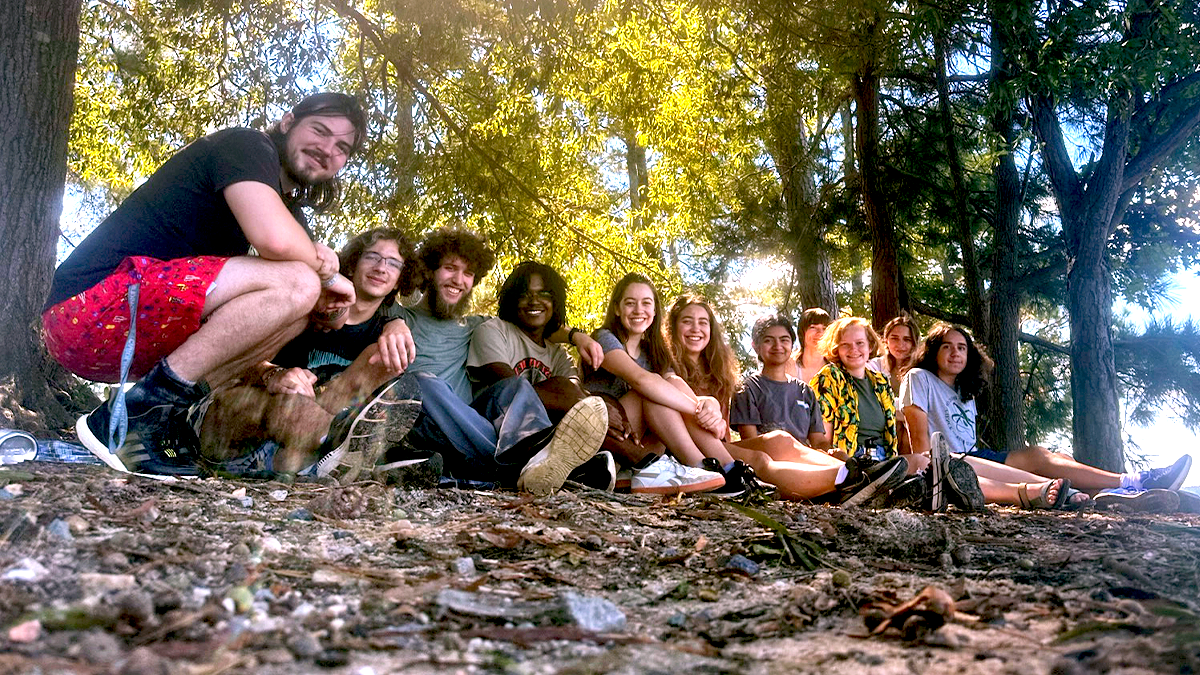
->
[735, 431, 843, 467]
[680, 415, 736, 466]
[1004, 445, 1122, 491]
[167, 258, 321, 387]
[977, 476, 1063, 506]
[198, 383, 331, 472]
[642, 400, 718, 467]
[314, 344, 395, 415]
[726, 443, 841, 500]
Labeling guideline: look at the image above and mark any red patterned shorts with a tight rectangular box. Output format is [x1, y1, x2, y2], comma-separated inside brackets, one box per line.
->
[42, 256, 229, 383]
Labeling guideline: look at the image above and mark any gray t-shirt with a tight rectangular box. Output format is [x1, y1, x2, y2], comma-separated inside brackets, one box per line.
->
[898, 367, 978, 454]
[582, 328, 651, 399]
[730, 373, 825, 442]
[467, 318, 578, 394]
[391, 305, 488, 403]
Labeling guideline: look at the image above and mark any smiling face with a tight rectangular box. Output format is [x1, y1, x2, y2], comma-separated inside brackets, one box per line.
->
[834, 324, 871, 375]
[803, 322, 827, 353]
[936, 329, 969, 379]
[885, 325, 916, 363]
[352, 239, 403, 303]
[515, 273, 554, 338]
[617, 283, 655, 337]
[755, 325, 794, 368]
[674, 303, 711, 359]
[280, 113, 356, 187]
[429, 254, 475, 319]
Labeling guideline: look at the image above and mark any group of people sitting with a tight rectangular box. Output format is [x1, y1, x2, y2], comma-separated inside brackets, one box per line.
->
[41, 92, 1194, 511]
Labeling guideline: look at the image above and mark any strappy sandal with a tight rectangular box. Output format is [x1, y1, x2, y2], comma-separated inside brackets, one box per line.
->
[1017, 478, 1072, 510]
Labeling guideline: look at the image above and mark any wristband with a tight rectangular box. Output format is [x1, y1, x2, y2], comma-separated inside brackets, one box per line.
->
[568, 327, 583, 342]
[263, 366, 286, 384]
[320, 274, 338, 289]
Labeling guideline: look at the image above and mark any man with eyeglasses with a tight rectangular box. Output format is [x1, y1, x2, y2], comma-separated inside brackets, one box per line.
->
[42, 93, 366, 474]
[196, 227, 426, 479]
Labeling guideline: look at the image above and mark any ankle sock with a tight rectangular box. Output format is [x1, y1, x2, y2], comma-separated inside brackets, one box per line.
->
[159, 359, 196, 388]
[1120, 473, 1141, 490]
[723, 461, 736, 474]
[835, 465, 849, 484]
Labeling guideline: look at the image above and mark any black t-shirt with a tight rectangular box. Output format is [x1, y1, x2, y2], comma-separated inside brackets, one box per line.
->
[46, 128, 304, 308]
[274, 312, 392, 384]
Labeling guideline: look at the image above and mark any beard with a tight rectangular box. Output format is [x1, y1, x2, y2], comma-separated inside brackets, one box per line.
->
[425, 283, 472, 320]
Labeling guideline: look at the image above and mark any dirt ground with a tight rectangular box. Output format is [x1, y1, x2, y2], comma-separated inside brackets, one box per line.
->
[2, 463, 1199, 675]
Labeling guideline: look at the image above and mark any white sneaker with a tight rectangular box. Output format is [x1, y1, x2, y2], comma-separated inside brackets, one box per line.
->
[631, 454, 725, 495]
[517, 397, 608, 496]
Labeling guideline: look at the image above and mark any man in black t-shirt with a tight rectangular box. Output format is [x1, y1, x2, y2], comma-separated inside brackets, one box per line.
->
[42, 93, 369, 475]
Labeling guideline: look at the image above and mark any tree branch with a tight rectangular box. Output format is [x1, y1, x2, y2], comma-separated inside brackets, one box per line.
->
[1122, 99, 1200, 193]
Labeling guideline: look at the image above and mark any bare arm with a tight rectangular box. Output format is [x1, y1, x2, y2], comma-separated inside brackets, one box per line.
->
[223, 181, 333, 277]
[902, 405, 931, 455]
[601, 349, 702, 417]
[738, 424, 760, 440]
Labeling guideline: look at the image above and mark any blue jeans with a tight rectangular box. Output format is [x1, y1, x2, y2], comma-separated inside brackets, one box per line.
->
[405, 372, 553, 483]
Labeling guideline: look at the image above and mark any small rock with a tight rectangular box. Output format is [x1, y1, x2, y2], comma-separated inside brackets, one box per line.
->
[558, 591, 626, 632]
[315, 649, 351, 668]
[853, 651, 885, 666]
[286, 508, 315, 521]
[312, 569, 351, 586]
[258, 647, 295, 664]
[3, 484, 24, 496]
[269, 489, 289, 501]
[66, 514, 91, 534]
[136, 504, 160, 524]
[8, 619, 41, 642]
[831, 570, 852, 588]
[47, 518, 73, 541]
[71, 630, 125, 664]
[452, 557, 477, 577]
[118, 646, 169, 675]
[226, 562, 249, 584]
[939, 552, 954, 569]
[287, 630, 322, 659]
[718, 554, 759, 577]
[232, 496, 254, 509]
[114, 590, 157, 628]
[230, 542, 251, 557]
[1017, 558, 1035, 570]
[292, 602, 317, 619]
[100, 551, 130, 569]
[697, 588, 720, 602]
[0, 487, 16, 500]
[3, 557, 49, 582]
[79, 573, 137, 595]
[227, 586, 255, 613]
[951, 544, 974, 566]
[261, 536, 284, 553]
[153, 590, 183, 614]
[583, 534, 604, 550]
[667, 611, 687, 627]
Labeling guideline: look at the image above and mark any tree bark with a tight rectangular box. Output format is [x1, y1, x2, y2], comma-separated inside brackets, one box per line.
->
[984, 0, 1028, 453]
[853, 62, 905, 329]
[0, 0, 83, 434]
[766, 79, 837, 317]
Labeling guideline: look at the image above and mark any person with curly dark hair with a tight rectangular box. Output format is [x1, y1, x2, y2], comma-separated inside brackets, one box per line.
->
[385, 232, 609, 495]
[900, 323, 1190, 509]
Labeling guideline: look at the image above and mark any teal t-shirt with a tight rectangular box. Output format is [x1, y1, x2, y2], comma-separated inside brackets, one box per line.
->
[391, 305, 487, 403]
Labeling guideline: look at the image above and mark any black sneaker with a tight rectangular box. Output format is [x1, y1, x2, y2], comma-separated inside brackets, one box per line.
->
[838, 456, 909, 507]
[313, 375, 422, 484]
[567, 450, 617, 491]
[882, 473, 928, 509]
[76, 361, 207, 475]
[944, 457, 986, 512]
[701, 458, 751, 499]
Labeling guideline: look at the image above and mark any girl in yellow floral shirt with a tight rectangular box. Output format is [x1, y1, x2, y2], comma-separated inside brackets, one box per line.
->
[810, 317, 898, 462]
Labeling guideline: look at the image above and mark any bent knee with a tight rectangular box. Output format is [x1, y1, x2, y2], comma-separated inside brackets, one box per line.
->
[266, 260, 321, 310]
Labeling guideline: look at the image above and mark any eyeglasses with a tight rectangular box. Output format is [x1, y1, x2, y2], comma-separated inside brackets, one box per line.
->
[361, 251, 403, 271]
[520, 290, 554, 304]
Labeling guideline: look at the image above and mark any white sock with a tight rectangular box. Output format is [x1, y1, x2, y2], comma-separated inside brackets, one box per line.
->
[1120, 473, 1140, 490]
[835, 465, 849, 484]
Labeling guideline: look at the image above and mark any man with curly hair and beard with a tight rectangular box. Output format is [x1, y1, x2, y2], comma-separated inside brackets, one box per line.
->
[380, 229, 609, 495]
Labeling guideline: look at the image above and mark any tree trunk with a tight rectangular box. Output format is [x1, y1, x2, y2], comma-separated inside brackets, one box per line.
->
[984, 0, 1027, 453]
[1067, 253, 1124, 470]
[766, 79, 837, 316]
[853, 63, 905, 329]
[0, 0, 83, 435]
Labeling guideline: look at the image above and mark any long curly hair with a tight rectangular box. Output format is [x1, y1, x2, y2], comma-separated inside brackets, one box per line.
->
[497, 261, 568, 338]
[666, 294, 739, 407]
[600, 273, 671, 374]
[906, 322, 993, 401]
[338, 228, 415, 306]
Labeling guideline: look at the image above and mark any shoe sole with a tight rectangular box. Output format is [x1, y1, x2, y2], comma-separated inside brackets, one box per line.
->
[322, 376, 422, 483]
[842, 459, 907, 508]
[76, 412, 132, 474]
[631, 473, 726, 494]
[373, 453, 443, 488]
[929, 432, 947, 512]
[945, 458, 986, 511]
[1176, 490, 1200, 514]
[518, 397, 608, 496]
[1095, 488, 1181, 513]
